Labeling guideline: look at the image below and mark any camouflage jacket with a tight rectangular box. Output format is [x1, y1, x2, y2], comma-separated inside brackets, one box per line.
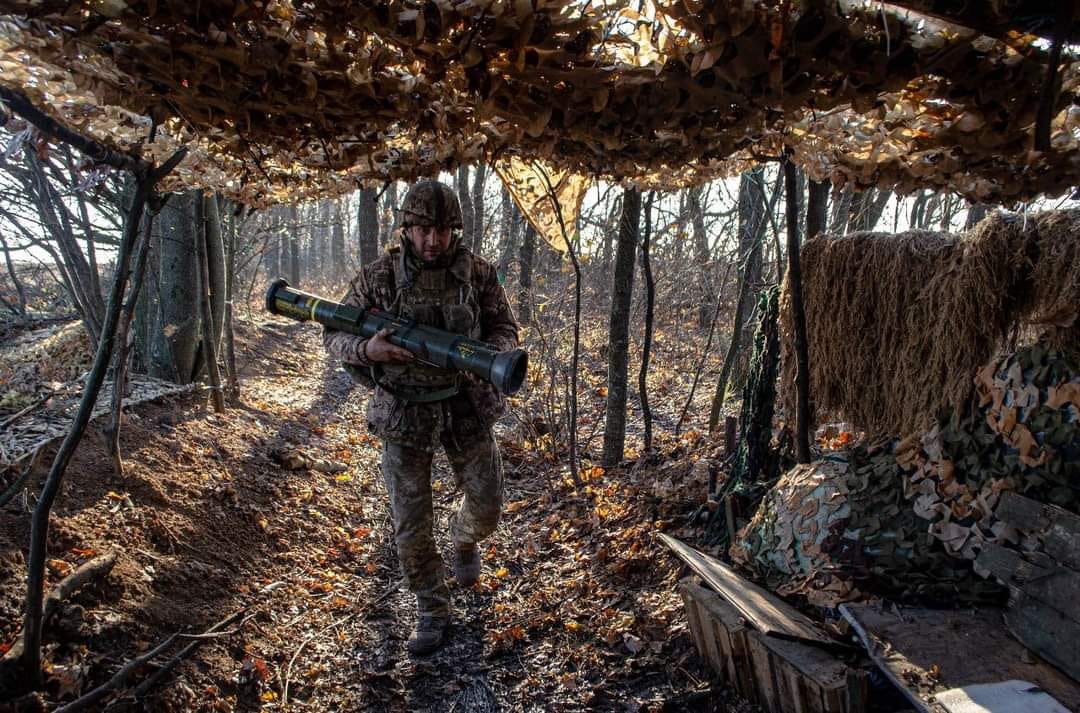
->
[323, 241, 519, 448]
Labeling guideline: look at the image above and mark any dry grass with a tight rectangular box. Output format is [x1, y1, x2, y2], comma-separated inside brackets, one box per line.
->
[781, 209, 1080, 436]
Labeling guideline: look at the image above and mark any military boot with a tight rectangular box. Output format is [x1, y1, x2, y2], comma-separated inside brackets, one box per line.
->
[407, 613, 449, 656]
[453, 542, 481, 587]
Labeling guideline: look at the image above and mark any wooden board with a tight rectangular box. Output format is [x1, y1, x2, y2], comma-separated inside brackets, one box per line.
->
[976, 541, 1080, 618]
[976, 522, 1080, 680]
[1005, 591, 1080, 683]
[996, 491, 1080, 571]
[679, 578, 858, 713]
[840, 603, 1080, 713]
[660, 533, 836, 647]
[680, 578, 756, 699]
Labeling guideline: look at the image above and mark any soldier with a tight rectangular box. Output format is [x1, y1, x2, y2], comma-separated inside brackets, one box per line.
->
[323, 179, 520, 655]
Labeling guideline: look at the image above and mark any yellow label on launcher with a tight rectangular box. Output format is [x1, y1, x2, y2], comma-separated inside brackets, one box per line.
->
[277, 301, 311, 321]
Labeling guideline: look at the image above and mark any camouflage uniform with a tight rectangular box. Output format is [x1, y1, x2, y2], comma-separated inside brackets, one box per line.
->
[323, 213, 519, 620]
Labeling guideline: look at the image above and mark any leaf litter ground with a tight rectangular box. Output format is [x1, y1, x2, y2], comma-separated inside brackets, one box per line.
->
[0, 316, 750, 712]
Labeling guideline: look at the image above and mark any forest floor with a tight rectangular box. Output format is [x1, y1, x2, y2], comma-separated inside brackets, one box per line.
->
[0, 313, 750, 712]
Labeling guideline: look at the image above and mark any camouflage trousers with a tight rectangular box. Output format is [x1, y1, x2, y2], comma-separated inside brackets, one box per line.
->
[380, 433, 503, 618]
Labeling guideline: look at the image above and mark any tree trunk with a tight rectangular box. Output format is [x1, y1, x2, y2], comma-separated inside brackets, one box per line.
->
[471, 163, 487, 254]
[24, 147, 102, 343]
[317, 201, 326, 274]
[806, 179, 829, 240]
[203, 193, 226, 349]
[151, 190, 201, 383]
[600, 196, 617, 276]
[287, 204, 300, 284]
[106, 212, 154, 476]
[517, 221, 536, 323]
[495, 186, 518, 279]
[909, 190, 929, 230]
[602, 188, 640, 466]
[829, 185, 853, 235]
[380, 183, 399, 247]
[456, 165, 475, 248]
[264, 215, 280, 275]
[922, 193, 941, 230]
[846, 189, 872, 233]
[195, 193, 225, 413]
[638, 192, 656, 454]
[784, 157, 812, 463]
[687, 184, 714, 328]
[331, 201, 346, 280]
[708, 168, 765, 432]
[358, 188, 380, 265]
[964, 202, 989, 230]
[222, 200, 239, 400]
[939, 194, 957, 231]
[0, 230, 28, 315]
[732, 168, 767, 390]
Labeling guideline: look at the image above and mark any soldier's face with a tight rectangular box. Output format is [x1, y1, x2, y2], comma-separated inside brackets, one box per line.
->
[409, 225, 453, 262]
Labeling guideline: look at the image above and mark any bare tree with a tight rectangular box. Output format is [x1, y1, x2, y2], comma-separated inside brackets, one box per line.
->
[709, 167, 765, 432]
[331, 200, 346, 280]
[638, 192, 657, 453]
[602, 187, 640, 466]
[687, 184, 715, 327]
[471, 163, 488, 254]
[456, 165, 475, 247]
[495, 185, 520, 278]
[357, 187, 379, 265]
[517, 221, 536, 322]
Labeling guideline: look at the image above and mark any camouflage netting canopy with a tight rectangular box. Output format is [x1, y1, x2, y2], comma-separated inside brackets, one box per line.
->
[2, 1, 1080, 204]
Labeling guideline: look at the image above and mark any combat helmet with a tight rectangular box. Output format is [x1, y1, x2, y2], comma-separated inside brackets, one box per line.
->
[399, 180, 463, 229]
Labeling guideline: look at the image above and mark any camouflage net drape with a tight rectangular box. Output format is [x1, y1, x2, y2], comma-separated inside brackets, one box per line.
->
[732, 341, 1079, 609]
[781, 209, 1080, 437]
[494, 158, 589, 252]
[1, 2, 1079, 205]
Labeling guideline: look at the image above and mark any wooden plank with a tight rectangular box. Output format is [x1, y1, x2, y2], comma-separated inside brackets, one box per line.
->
[765, 642, 816, 713]
[996, 491, 1049, 530]
[685, 579, 756, 698]
[977, 542, 1080, 627]
[996, 492, 1080, 570]
[844, 669, 867, 713]
[771, 655, 806, 713]
[1005, 591, 1080, 683]
[1014, 568, 1080, 621]
[976, 541, 1054, 583]
[724, 618, 757, 700]
[682, 579, 862, 710]
[760, 635, 861, 713]
[760, 635, 848, 694]
[710, 617, 741, 692]
[699, 603, 725, 675]
[748, 632, 781, 713]
[659, 533, 836, 647]
[1044, 523, 1080, 571]
[678, 580, 709, 662]
[841, 603, 1080, 713]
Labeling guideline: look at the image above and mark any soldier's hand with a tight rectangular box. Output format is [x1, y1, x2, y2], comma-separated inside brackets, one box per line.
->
[364, 328, 414, 363]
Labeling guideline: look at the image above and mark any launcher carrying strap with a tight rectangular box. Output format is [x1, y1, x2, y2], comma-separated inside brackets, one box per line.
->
[370, 365, 460, 403]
